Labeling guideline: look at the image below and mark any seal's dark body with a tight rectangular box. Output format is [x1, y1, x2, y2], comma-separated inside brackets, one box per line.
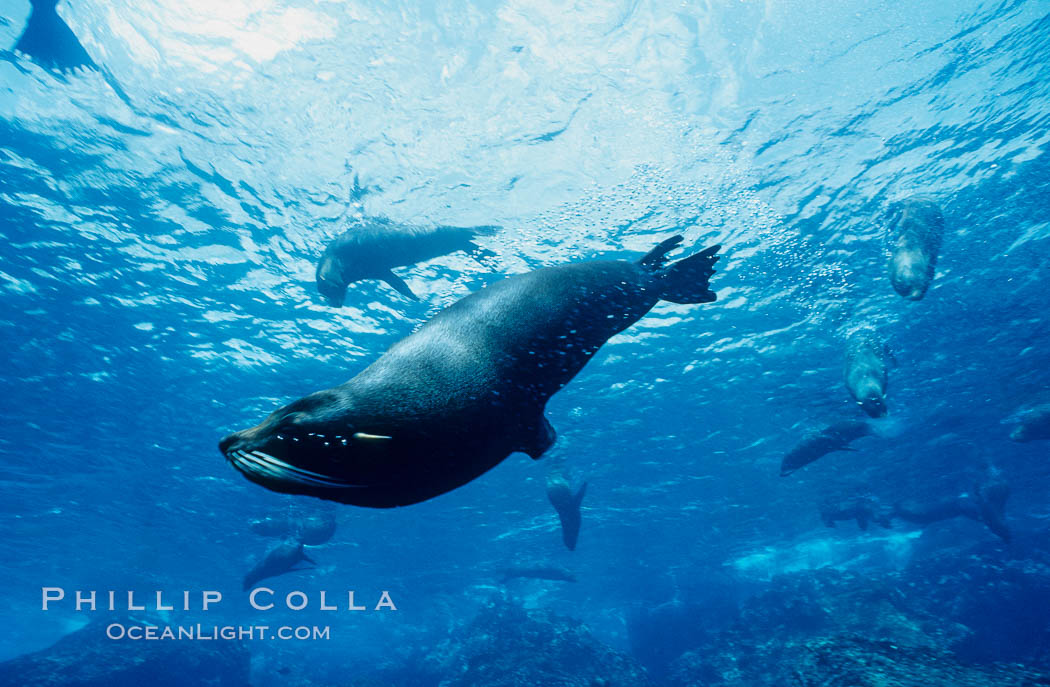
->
[223, 237, 718, 507]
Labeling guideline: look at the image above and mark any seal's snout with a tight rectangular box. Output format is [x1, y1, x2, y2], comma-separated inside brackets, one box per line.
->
[860, 395, 887, 418]
[218, 432, 239, 455]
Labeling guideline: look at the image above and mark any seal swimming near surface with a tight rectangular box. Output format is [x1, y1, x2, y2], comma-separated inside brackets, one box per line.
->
[12, 0, 97, 73]
[545, 464, 587, 551]
[887, 196, 944, 301]
[779, 420, 872, 476]
[1009, 403, 1050, 442]
[315, 219, 500, 304]
[221, 234, 720, 508]
[242, 540, 316, 591]
[844, 328, 889, 418]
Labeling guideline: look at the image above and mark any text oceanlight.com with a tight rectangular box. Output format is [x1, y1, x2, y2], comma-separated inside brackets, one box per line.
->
[105, 624, 331, 641]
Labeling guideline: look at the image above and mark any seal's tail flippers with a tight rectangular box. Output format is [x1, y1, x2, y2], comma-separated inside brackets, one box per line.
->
[640, 235, 720, 304]
[572, 482, 588, 512]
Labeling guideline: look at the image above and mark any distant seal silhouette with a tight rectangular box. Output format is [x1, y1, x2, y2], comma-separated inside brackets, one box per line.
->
[315, 219, 499, 304]
[250, 512, 336, 546]
[972, 474, 1011, 543]
[893, 475, 1010, 542]
[1009, 403, 1050, 442]
[887, 196, 944, 300]
[13, 0, 97, 72]
[221, 235, 720, 508]
[242, 540, 316, 590]
[844, 328, 889, 418]
[819, 495, 891, 530]
[497, 566, 577, 584]
[780, 420, 872, 476]
[545, 466, 587, 551]
[298, 513, 337, 546]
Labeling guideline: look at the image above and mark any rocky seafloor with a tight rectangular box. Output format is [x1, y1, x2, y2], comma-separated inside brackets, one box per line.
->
[5, 532, 1050, 687]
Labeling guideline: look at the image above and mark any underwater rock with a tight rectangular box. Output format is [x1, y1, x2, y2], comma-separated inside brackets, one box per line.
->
[662, 568, 968, 686]
[902, 549, 1050, 667]
[662, 554, 1050, 686]
[444, 601, 653, 687]
[670, 635, 1050, 687]
[0, 618, 250, 687]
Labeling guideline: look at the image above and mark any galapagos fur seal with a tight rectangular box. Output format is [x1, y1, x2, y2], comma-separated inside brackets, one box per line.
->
[13, 0, 97, 73]
[844, 328, 889, 418]
[242, 540, 316, 591]
[315, 219, 499, 305]
[892, 477, 1010, 542]
[819, 495, 892, 530]
[780, 420, 872, 476]
[887, 196, 944, 301]
[545, 465, 587, 551]
[1009, 403, 1050, 442]
[221, 235, 720, 508]
[250, 512, 337, 546]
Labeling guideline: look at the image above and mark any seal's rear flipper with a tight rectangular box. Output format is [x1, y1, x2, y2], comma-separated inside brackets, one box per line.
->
[649, 242, 721, 304]
[639, 235, 684, 270]
[976, 481, 1011, 543]
[381, 271, 419, 300]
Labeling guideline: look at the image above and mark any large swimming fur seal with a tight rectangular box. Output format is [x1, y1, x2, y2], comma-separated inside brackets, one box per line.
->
[221, 235, 720, 508]
[844, 328, 889, 418]
[315, 220, 499, 305]
[887, 196, 944, 301]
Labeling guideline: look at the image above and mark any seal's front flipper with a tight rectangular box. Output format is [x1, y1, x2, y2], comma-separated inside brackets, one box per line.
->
[467, 241, 500, 269]
[381, 271, 419, 300]
[520, 416, 557, 459]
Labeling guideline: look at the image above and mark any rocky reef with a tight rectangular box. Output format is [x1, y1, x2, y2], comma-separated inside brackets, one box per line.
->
[661, 540, 1050, 687]
[442, 601, 652, 687]
[0, 619, 250, 687]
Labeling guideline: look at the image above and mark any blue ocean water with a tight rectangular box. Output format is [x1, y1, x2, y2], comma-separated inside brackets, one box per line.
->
[1, 0, 1048, 684]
